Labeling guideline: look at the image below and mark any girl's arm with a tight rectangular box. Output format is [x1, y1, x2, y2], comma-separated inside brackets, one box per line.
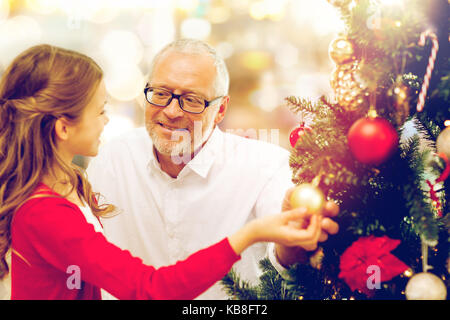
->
[13, 198, 319, 300]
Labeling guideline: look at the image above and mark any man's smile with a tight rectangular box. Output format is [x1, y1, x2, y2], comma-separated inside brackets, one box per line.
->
[157, 122, 189, 132]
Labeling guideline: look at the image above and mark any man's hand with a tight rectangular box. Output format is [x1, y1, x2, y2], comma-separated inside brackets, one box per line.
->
[275, 187, 339, 268]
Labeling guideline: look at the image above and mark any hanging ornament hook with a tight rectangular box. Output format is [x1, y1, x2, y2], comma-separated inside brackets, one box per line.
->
[420, 235, 435, 273]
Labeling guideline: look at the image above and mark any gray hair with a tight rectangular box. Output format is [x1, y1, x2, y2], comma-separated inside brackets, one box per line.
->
[147, 39, 230, 97]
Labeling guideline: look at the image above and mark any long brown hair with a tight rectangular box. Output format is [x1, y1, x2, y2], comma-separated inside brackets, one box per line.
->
[0, 44, 115, 279]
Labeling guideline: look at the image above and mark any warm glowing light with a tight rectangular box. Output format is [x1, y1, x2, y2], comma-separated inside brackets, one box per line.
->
[249, 1, 266, 20]
[104, 65, 146, 101]
[0, 0, 9, 21]
[368, 108, 378, 118]
[101, 112, 135, 144]
[216, 42, 234, 60]
[251, 73, 279, 112]
[59, 0, 166, 13]
[291, 1, 345, 35]
[85, 0, 119, 24]
[100, 30, 144, 64]
[265, 0, 287, 20]
[137, 10, 175, 48]
[295, 73, 330, 100]
[251, 88, 279, 112]
[249, 0, 287, 21]
[349, 0, 357, 10]
[26, 0, 58, 15]
[240, 51, 272, 71]
[444, 120, 450, 127]
[275, 43, 299, 68]
[176, 0, 199, 12]
[180, 18, 211, 40]
[0, 15, 42, 69]
[207, 5, 231, 24]
[378, 0, 404, 5]
[403, 269, 414, 278]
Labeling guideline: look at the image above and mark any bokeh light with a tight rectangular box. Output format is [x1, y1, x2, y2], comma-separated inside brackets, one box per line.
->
[0, 0, 10, 22]
[291, 1, 345, 35]
[240, 51, 272, 71]
[101, 113, 136, 143]
[104, 64, 146, 101]
[181, 18, 211, 40]
[25, 0, 58, 15]
[275, 43, 299, 68]
[216, 42, 234, 60]
[100, 30, 144, 64]
[378, 0, 405, 5]
[176, 0, 199, 12]
[0, 15, 42, 69]
[207, 5, 231, 24]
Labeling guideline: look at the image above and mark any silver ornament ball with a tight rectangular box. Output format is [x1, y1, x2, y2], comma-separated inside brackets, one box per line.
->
[436, 126, 450, 159]
[405, 272, 447, 300]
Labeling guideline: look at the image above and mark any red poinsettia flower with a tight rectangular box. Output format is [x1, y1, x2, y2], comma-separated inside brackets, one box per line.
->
[338, 236, 409, 296]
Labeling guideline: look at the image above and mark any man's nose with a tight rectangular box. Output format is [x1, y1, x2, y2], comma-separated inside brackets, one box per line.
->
[163, 97, 184, 119]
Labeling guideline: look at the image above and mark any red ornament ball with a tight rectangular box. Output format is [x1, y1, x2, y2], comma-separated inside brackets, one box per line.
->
[289, 125, 311, 148]
[347, 117, 398, 165]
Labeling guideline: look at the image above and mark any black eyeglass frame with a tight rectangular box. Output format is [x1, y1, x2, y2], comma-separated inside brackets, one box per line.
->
[144, 87, 223, 114]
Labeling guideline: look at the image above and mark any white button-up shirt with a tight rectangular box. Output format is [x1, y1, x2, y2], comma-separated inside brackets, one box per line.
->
[87, 126, 293, 300]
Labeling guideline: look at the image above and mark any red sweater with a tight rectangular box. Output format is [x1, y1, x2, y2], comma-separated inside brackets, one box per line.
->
[11, 184, 240, 300]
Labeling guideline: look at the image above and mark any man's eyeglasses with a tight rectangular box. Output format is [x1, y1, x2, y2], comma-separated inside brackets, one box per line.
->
[144, 87, 223, 114]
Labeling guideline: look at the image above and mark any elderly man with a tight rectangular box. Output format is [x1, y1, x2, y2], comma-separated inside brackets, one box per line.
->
[87, 39, 338, 300]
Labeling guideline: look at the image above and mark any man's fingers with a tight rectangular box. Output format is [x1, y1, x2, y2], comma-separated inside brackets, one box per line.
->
[318, 231, 328, 243]
[321, 218, 339, 235]
[303, 215, 322, 240]
[323, 201, 339, 217]
[282, 187, 296, 211]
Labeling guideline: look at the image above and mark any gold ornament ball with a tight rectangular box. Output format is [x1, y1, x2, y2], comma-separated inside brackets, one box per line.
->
[405, 272, 447, 300]
[388, 77, 410, 126]
[329, 37, 355, 65]
[436, 126, 450, 159]
[289, 183, 325, 214]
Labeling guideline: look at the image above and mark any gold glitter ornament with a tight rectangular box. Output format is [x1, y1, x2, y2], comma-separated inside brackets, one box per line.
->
[309, 247, 324, 269]
[388, 76, 410, 126]
[329, 37, 356, 65]
[289, 183, 325, 215]
[330, 61, 368, 112]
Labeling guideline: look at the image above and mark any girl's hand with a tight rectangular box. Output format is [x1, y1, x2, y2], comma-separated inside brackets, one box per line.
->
[228, 207, 322, 256]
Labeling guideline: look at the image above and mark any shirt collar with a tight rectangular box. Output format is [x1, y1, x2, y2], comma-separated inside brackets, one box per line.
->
[147, 126, 223, 180]
[186, 126, 222, 179]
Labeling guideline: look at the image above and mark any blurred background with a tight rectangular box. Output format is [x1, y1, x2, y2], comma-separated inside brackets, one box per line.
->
[0, 0, 345, 169]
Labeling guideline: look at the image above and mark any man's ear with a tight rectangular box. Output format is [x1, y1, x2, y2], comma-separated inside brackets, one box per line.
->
[54, 117, 72, 141]
[214, 96, 230, 125]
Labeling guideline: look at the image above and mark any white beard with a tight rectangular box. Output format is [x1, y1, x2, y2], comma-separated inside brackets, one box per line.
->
[147, 119, 215, 163]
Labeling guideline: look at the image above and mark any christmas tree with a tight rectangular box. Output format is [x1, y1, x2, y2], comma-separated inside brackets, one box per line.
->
[223, 0, 449, 300]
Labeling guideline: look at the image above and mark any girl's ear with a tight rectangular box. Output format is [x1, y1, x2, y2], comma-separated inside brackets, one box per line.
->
[54, 117, 72, 141]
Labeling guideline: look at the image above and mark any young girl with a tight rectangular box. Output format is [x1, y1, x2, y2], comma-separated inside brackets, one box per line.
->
[0, 44, 322, 300]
